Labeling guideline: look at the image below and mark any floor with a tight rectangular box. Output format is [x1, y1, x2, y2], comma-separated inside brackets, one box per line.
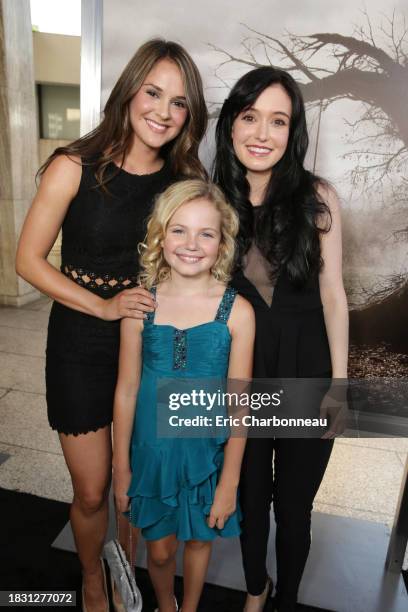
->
[1, 296, 407, 570]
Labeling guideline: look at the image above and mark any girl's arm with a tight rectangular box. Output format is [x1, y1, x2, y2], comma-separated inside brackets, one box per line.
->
[208, 295, 255, 529]
[318, 185, 349, 379]
[112, 316, 143, 512]
[15, 155, 155, 320]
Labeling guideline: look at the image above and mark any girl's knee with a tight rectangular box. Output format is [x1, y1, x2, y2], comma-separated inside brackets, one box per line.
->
[148, 541, 177, 567]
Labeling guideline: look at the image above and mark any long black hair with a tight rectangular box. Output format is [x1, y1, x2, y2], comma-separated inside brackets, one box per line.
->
[213, 66, 331, 287]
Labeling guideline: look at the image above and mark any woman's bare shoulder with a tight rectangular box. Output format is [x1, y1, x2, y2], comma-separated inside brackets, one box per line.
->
[316, 180, 341, 213]
[38, 154, 83, 200]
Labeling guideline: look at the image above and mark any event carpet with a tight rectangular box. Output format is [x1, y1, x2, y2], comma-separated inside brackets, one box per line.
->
[0, 487, 338, 611]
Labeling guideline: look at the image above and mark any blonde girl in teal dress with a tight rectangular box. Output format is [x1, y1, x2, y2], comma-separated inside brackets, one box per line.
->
[113, 179, 255, 612]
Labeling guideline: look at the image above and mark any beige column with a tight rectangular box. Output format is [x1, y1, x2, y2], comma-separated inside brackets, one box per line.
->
[0, 0, 40, 305]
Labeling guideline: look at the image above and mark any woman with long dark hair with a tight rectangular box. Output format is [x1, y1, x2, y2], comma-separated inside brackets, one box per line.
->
[214, 67, 348, 612]
[16, 39, 207, 612]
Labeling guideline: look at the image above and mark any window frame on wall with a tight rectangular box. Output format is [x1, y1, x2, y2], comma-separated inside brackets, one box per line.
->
[36, 83, 81, 140]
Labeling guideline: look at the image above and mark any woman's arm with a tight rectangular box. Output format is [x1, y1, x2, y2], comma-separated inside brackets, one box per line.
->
[15, 155, 155, 320]
[318, 185, 349, 379]
[208, 295, 255, 529]
[112, 316, 143, 511]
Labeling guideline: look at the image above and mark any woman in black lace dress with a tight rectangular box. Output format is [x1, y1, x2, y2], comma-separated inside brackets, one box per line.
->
[16, 39, 207, 612]
[214, 67, 348, 612]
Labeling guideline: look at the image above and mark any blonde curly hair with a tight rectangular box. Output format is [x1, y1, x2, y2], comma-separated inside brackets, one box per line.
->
[138, 179, 239, 289]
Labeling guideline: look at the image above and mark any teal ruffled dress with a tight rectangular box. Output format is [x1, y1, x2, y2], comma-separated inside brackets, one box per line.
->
[127, 286, 242, 541]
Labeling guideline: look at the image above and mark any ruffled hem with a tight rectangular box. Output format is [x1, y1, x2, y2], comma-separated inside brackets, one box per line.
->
[128, 439, 225, 498]
[49, 418, 112, 436]
[127, 441, 241, 541]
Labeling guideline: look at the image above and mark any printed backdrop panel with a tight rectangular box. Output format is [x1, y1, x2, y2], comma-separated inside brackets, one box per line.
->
[102, 0, 408, 377]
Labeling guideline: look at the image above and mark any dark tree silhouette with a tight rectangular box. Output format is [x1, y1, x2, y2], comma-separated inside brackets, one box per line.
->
[208, 10, 408, 190]
[208, 10, 408, 362]
[208, 9, 408, 311]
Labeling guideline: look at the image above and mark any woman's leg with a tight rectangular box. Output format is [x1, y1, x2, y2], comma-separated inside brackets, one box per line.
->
[182, 540, 212, 612]
[59, 426, 112, 611]
[273, 438, 334, 612]
[147, 534, 178, 612]
[239, 437, 274, 611]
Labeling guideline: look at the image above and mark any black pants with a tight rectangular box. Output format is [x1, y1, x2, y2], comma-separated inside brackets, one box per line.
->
[239, 437, 334, 611]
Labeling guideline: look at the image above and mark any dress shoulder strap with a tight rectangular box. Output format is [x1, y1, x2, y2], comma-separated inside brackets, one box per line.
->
[145, 286, 157, 323]
[214, 286, 237, 324]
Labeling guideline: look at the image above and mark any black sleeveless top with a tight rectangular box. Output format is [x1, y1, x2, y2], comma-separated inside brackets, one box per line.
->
[60, 159, 174, 297]
[46, 158, 175, 435]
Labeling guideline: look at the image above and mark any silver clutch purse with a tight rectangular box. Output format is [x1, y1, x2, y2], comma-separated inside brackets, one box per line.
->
[103, 539, 143, 612]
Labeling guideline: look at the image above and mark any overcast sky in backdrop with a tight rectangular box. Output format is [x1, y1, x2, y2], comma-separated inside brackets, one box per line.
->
[101, 0, 407, 202]
[100, 0, 408, 287]
[28, 0, 407, 208]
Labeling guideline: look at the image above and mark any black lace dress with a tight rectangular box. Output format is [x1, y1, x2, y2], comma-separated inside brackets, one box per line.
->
[46, 159, 174, 435]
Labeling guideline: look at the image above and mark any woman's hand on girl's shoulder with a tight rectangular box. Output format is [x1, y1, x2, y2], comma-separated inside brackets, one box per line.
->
[100, 285, 157, 321]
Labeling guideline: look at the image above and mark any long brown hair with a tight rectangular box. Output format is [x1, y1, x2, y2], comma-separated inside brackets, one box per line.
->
[38, 39, 208, 185]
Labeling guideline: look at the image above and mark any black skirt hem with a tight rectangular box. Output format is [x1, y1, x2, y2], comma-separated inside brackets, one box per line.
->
[49, 418, 112, 437]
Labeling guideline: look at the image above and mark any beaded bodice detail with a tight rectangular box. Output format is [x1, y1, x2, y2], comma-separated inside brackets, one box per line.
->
[60, 160, 173, 299]
[214, 287, 237, 323]
[144, 286, 237, 372]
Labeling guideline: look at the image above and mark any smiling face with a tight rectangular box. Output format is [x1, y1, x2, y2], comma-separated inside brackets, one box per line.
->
[162, 198, 222, 279]
[129, 58, 189, 152]
[231, 83, 292, 181]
